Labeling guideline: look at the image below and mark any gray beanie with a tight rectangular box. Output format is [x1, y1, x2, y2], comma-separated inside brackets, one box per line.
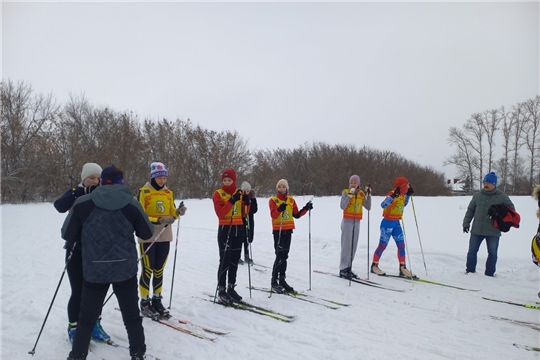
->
[241, 181, 251, 191]
[81, 163, 103, 182]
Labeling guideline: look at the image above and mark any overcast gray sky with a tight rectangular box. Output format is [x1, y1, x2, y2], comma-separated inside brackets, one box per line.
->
[3, 1, 539, 179]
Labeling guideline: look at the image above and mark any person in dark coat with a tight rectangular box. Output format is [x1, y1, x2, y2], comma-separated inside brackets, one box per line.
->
[62, 166, 154, 360]
[462, 172, 514, 277]
[240, 181, 258, 265]
[54, 162, 111, 342]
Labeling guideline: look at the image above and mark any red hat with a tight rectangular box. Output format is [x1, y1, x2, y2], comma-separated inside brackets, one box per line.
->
[394, 177, 409, 194]
[222, 168, 236, 182]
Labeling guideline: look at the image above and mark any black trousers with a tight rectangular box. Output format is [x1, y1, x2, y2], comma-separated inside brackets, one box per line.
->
[66, 248, 102, 323]
[272, 229, 292, 281]
[70, 276, 145, 358]
[217, 225, 244, 288]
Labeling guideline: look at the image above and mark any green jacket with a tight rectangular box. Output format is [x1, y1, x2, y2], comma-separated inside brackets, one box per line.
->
[462, 188, 515, 237]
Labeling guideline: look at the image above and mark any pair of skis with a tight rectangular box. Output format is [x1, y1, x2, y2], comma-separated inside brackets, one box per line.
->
[313, 270, 409, 292]
[115, 307, 226, 341]
[199, 293, 296, 323]
[89, 338, 162, 359]
[315, 269, 481, 292]
[248, 286, 351, 309]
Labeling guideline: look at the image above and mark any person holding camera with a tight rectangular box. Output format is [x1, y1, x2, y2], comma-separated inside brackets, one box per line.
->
[339, 174, 371, 279]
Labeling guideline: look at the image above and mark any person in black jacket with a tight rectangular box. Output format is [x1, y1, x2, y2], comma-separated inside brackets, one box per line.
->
[54, 162, 112, 343]
[62, 166, 154, 360]
[240, 181, 258, 265]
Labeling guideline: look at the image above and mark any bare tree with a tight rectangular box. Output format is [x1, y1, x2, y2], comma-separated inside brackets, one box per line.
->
[1, 79, 60, 203]
[445, 126, 477, 193]
[464, 113, 486, 189]
[522, 95, 540, 191]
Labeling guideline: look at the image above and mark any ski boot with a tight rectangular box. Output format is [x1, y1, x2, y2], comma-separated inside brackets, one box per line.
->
[140, 298, 160, 319]
[399, 263, 416, 279]
[91, 317, 111, 342]
[218, 286, 234, 305]
[67, 322, 77, 343]
[371, 262, 386, 276]
[152, 294, 170, 318]
[279, 278, 295, 293]
[227, 283, 242, 302]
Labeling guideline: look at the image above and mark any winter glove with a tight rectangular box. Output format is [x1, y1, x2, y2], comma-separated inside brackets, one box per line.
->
[229, 190, 242, 204]
[463, 227, 469, 233]
[487, 206, 498, 218]
[391, 187, 401, 198]
[158, 216, 175, 225]
[350, 188, 360, 195]
[176, 202, 187, 216]
[365, 185, 372, 196]
[242, 193, 251, 205]
[84, 185, 99, 194]
[407, 186, 414, 196]
[303, 201, 314, 211]
[278, 202, 287, 212]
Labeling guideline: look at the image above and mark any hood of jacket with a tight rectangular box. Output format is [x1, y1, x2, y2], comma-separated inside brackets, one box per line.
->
[90, 184, 134, 210]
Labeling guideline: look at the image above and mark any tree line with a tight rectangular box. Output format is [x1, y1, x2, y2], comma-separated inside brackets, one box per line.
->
[1, 79, 449, 204]
[445, 95, 540, 195]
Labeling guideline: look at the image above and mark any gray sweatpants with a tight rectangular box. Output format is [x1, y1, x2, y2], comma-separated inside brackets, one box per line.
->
[340, 218, 361, 270]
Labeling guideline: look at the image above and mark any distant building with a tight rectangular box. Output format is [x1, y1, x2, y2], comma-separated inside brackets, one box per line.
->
[447, 178, 468, 196]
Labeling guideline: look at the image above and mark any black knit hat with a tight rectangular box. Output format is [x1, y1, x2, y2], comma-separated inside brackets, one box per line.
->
[101, 165, 124, 185]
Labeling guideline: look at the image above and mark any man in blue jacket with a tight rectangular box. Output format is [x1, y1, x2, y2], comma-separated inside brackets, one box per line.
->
[462, 172, 514, 277]
[62, 166, 154, 360]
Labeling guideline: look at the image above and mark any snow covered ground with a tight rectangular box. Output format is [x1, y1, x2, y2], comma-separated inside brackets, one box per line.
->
[2, 194, 539, 360]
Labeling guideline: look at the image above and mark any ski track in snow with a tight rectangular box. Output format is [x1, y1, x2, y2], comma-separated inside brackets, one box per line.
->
[2, 196, 539, 359]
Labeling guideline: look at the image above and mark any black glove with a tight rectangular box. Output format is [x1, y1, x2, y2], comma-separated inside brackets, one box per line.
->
[365, 185, 371, 195]
[229, 190, 242, 204]
[242, 193, 251, 205]
[303, 201, 313, 211]
[463, 227, 469, 233]
[84, 185, 99, 194]
[407, 186, 414, 196]
[487, 206, 497, 218]
[278, 202, 287, 212]
[391, 187, 401, 198]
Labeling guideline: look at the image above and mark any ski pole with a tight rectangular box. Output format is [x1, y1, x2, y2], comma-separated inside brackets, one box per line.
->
[366, 184, 371, 280]
[410, 196, 428, 276]
[213, 215, 234, 304]
[103, 224, 169, 307]
[400, 218, 414, 280]
[308, 204, 312, 291]
[349, 192, 358, 287]
[367, 209, 370, 280]
[245, 204, 252, 299]
[169, 203, 183, 310]
[29, 242, 77, 356]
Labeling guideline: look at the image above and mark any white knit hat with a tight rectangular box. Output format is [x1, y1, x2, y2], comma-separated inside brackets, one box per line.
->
[241, 181, 251, 191]
[276, 179, 289, 192]
[81, 163, 103, 182]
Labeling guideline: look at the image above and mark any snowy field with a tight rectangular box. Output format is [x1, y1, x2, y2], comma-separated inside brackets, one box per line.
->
[2, 194, 539, 360]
